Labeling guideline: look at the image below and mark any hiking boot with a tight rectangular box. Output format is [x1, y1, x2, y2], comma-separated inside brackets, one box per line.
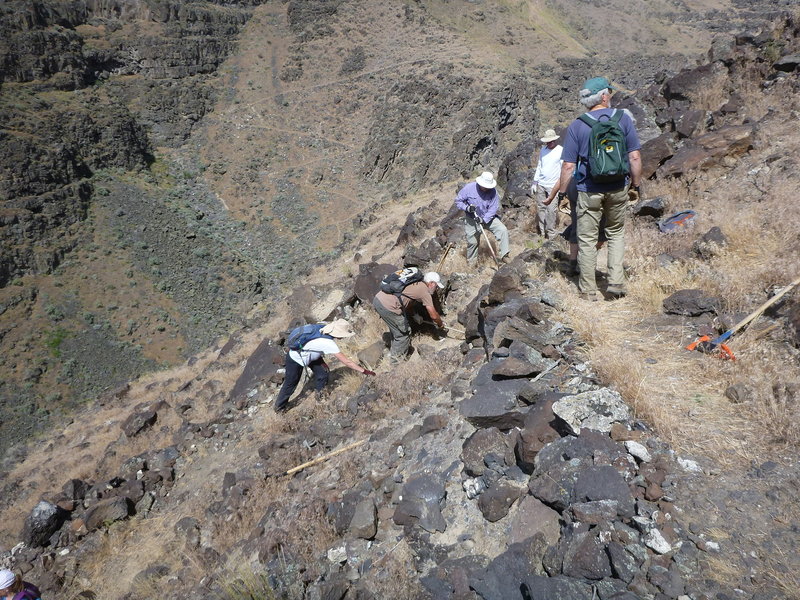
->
[578, 292, 598, 302]
[274, 403, 289, 414]
[606, 284, 627, 299]
[499, 255, 511, 265]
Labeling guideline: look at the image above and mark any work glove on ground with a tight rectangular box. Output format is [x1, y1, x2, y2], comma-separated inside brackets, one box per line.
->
[362, 370, 376, 376]
[628, 185, 641, 203]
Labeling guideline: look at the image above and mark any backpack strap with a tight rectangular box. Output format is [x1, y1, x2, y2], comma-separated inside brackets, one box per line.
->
[578, 108, 618, 126]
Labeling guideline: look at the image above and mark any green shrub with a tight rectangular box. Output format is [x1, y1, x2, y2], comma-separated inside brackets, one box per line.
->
[45, 328, 70, 357]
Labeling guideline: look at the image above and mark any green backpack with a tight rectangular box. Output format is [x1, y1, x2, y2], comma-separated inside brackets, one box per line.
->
[578, 109, 630, 183]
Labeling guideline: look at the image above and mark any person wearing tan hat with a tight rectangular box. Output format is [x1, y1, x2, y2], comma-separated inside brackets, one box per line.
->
[274, 319, 374, 413]
[454, 171, 510, 265]
[0, 569, 40, 600]
[373, 271, 446, 362]
[531, 129, 563, 239]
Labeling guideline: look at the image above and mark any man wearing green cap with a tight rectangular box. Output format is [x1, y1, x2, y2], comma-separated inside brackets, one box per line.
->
[556, 76, 642, 301]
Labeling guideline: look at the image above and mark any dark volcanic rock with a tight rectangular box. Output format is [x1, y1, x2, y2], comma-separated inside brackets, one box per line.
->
[392, 474, 447, 533]
[774, 53, 800, 72]
[572, 465, 635, 518]
[694, 226, 728, 259]
[664, 63, 724, 101]
[84, 496, 132, 531]
[353, 262, 396, 304]
[22, 500, 66, 547]
[528, 459, 581, 511]
[515, 397, 561, 472]
[486, 261, 528, 305]
[228, 338, 284, 404]
[469, 535, 549, 600]
[640, 133, 675, 179]
[349, 498, 377, 540]
[477, 480, 526, 522]
[521, 575, 593, 600]
[122, 408, 158, 438]
[659, 124, 755, 176]
[662, 289, 720, 316]
[632, 195, 667, 218]
[459, 359, 529, 430]
[674, 109, 706, 138]
[544, 525, 613, 580]
[507, 495, 560, 546]
[461, 427, 512, 477]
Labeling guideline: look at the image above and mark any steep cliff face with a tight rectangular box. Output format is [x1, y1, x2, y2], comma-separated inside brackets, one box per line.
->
[0, 0, 267, 454]
[0, 0, 265, 284]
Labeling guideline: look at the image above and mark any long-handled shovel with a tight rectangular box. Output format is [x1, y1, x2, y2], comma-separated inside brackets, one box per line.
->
[686, 275, 800, 359]
[421, 320, 466, 337]
[267, 439, 367, 478]
[436, 242, 454, 273]
[475, 219, 501, 268]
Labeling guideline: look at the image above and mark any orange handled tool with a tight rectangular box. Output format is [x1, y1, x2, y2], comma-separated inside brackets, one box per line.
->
[685, 275, 800, 360]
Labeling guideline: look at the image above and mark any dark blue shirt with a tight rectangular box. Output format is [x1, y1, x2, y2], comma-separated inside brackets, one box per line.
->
[562, 108, 641, 193]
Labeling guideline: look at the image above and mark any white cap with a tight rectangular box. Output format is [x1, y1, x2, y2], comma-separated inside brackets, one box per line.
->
[475, 171, 497, 189]
[0, 569, 15, 589]
[424, 272, 445, 289]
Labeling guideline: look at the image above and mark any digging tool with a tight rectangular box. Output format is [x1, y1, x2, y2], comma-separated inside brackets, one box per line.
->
[686, 275, 800, 360]
[475, 219, 501, 268]
[436, 242, 454, 273]
[474, 215, 500, 269]
[268, 439, 366, 478]
[421, 320, 466, 337]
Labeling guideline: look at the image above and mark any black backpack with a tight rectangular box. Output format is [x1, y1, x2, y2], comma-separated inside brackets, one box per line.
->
[577, 109, 630, 183]
[379, 267, 424, 297]
[286, 323, 332, 351]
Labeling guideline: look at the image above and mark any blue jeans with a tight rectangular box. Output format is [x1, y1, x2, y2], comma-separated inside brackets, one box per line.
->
[274, 353, 329, 411]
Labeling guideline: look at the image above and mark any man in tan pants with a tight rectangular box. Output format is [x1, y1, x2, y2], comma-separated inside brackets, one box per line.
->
[556, 76, 642, 300]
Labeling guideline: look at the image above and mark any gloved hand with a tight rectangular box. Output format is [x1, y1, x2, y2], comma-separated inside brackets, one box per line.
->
[628, 185, 641, 203]
[465, 205, 477, 218]
[363, 369, 376, 376]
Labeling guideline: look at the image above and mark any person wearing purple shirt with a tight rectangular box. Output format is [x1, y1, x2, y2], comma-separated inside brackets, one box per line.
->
[454, 171, 510, 265]
[556, 76, 642, 300]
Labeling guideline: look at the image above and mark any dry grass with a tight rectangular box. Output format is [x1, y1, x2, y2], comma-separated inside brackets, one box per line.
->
[358, 538, 429, 600]
[80, 515, 184, 599]
[368, 354, 447, 409]
[215, 561, 278, 600]
[555, 88, 800, 463]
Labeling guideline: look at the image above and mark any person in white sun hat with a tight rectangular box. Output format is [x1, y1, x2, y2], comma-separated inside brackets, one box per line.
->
[454, 171, 510, 265]
[531, 128, 563, 240]
[0, 569, 41, 600]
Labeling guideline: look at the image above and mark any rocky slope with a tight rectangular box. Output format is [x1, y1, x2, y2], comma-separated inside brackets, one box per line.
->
[0, 0, 788, 453]
[0, 12, 798, 599]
